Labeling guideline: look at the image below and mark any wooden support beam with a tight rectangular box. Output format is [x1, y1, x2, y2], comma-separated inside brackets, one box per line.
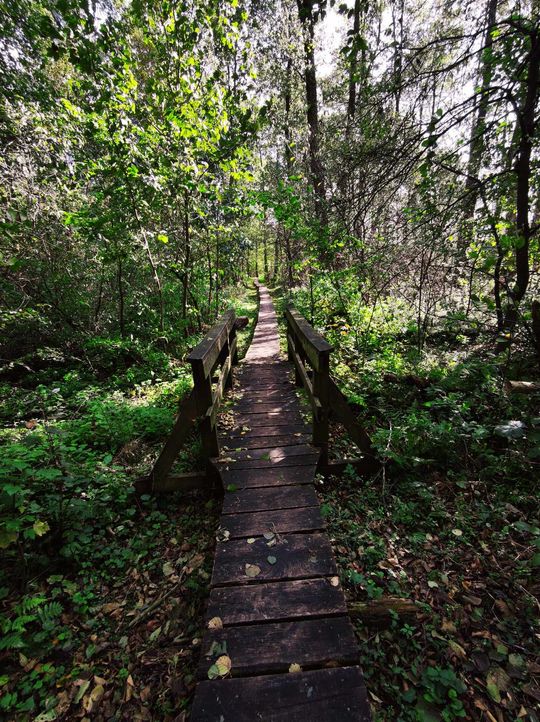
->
[149, 389, 198, 488]
[135, 472, 212, 494]
[319, 457, 380, 477]
[328, 377, 374, 456]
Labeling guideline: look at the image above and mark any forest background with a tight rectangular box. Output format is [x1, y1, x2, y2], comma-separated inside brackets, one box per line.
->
[0, 0, 539, 720]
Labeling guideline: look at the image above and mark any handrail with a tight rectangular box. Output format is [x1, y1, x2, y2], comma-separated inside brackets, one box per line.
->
[188, 309, 238, 461]
[285, 304, 377, 474]
[136, 308, 239, 494]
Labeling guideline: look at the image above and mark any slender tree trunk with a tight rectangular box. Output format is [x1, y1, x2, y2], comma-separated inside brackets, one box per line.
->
[284, 56, 294, 173]
[283, 55, 295, 284]
[182, 190, 191, 333]
[296, 0, 327, 228]
[117, 256, 125, 339]
[463, 0, 498, 223]
[346, 0, 361, 129]
[502, 26, 540, 334]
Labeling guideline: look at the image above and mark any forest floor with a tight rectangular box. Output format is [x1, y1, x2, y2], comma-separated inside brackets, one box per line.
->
[1, 281, 539, 722]
[0, 285, 258, 721]
[269, 284, 540, 722]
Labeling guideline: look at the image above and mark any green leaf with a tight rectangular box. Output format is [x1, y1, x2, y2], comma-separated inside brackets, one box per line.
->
[33, 520, 50, 537]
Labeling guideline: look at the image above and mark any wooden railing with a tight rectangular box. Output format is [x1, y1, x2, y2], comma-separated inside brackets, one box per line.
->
[136, 309, 239, 494]
[285, 303, 378, 475]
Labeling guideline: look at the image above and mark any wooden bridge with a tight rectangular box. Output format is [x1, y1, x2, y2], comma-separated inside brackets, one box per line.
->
[138, 284, 375, 720]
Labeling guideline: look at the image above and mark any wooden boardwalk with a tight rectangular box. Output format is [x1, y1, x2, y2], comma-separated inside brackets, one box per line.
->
[191, 286, 371, 721]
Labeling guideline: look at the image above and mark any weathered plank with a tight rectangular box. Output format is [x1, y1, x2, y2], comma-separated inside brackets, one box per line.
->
[221, 506, 324, 538]
[218, 453, 319, 471]
[221, 433, 311, 451]
[206, 577, 347, 625]
[199, 617, 359, 678]
[233, 400, 299, 414]
[222, 485, 317, 514]
[233, 388, 298, 400]
[212, 532, 336, 586]
[233, 411, 305, 427]
[191, 666, 371, 722]
[219, 465, 318, 488]
[224, 424, 310, 439]
[219, 445, 318, 463]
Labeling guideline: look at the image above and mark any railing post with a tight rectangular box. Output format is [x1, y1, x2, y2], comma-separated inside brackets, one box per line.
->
[225, 336, 233, 390]
[313, 348, 330, 467]
[231, 321, 239, 366]
[190, 359, 220, 462]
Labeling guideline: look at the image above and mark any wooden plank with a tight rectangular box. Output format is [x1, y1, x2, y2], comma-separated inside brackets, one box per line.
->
[222, 485, 318, 514]
[233, 412, 306, 427]
[188, 309, 235, 378]
[234, 388, 298, 399]
[221, 433, 310, 450]
[219, 445, 317, 463]
[233, 400, 299, 414]
[191, 666, 371, 722]
[219, 466, 317, 488]
[328, 377, 373, 455]
[220, 506, 323, 538]
[212, 532, 336, 586]
[218, 453, 319, 471]
[233, 407, 305, 420]
[198, 617, 359, 678]
[285, 304, 332, 372]
[206, 577, 347, 625]
[236, 381, 295, 391]
[224, 424, 310, 439]
[149, 389, 197, 487]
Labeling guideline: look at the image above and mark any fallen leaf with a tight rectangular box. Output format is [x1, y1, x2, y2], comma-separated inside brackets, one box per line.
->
[208, 655, 232, 679]
[74, 679, 91, 704]
[85, 684, 105, 712]
[448, 640, 466, 659]
[289, 663, 302, 673]
[162, 561, 174, 576]
[208, 617, 223, 630]
[330, 576, 340, 587]
[245, 563, 261, 577]
[267, 555, 277, 565]
[452, 529, 463, 537]
[247, 537, 256, 544]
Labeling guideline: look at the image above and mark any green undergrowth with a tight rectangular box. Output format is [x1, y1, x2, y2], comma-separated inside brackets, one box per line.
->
[318, 470, 539, 721]
[0, 283, 256, 720]
[269, 279, 539, 720]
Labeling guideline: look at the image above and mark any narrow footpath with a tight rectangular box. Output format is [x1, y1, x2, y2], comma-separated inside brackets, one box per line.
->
[190, 286, 371, 721]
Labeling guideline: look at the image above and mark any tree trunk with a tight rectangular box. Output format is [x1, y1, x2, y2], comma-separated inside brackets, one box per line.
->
[182, 190, 191, 332]
[463, 0, 498, 224]
[117, 256, 125, 339]
[296, 0, 327, 228]
[346, 0, 362, 133]
[502, 26, 540, 335]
